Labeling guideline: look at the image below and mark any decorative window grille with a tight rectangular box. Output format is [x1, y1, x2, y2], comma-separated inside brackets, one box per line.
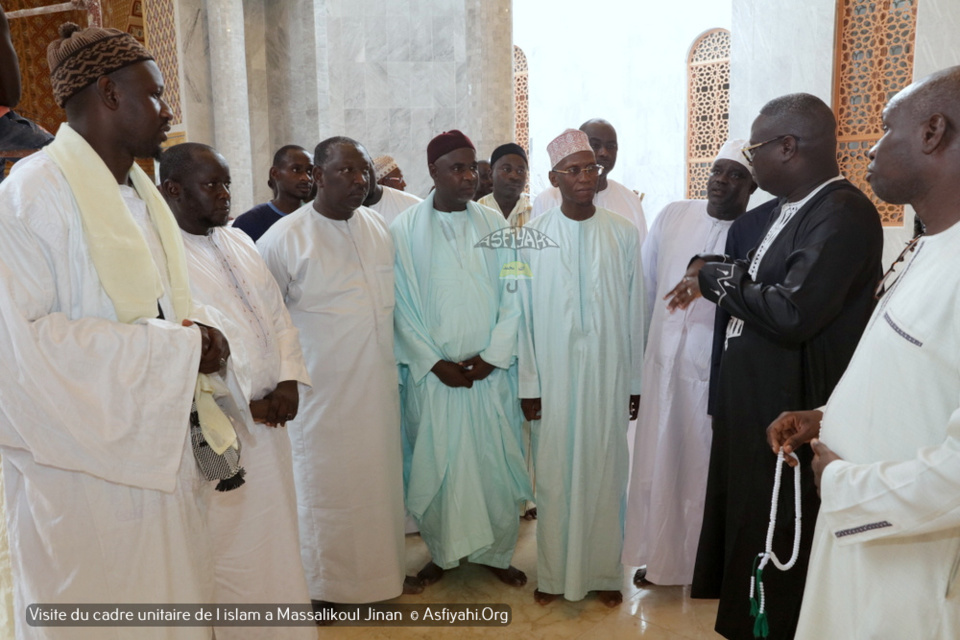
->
[686, 28, 730, 200]
[833, 0, 917, 226]
[513, 45, 529, 157]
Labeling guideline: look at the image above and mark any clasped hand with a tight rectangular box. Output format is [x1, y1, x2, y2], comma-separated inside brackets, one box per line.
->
[432, 355, 496, 388]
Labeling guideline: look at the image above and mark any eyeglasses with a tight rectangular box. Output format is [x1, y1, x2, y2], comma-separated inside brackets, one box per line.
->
[875, 233, 923, 300]
[551, 164, 604, 177]
[741, 135, 801, 165]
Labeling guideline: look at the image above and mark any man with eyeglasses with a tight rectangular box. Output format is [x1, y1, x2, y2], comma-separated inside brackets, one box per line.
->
[622, 139, 757, 590]
[391, 130, 532, 590]
[683, 93, 883, 640]
[477, 143, 531, 227]
[765, 65, 960, 640]
[365, 154, 421, 226]
[531, 118, 647, 243]
[518, 128, 645, 607]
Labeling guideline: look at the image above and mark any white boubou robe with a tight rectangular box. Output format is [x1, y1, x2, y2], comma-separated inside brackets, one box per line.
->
[518, 206, 645, 600]
[0, 152, 212, 640]
[797, 220, 960, 639]
[258, 204, 406, 603]
[368, 186, 422, 227]
[181, 226, 313, 639]
[622, 200, 734, 585]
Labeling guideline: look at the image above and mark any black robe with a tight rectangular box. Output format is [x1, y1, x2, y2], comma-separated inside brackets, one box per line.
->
[708, 198, 780, 417]
[691, 180, 883, 640]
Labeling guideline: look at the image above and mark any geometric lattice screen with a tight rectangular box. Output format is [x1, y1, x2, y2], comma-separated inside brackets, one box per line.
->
[833, 0, 917, 227]
[686, 29, 731, 200]
[513, 45, 529, 158]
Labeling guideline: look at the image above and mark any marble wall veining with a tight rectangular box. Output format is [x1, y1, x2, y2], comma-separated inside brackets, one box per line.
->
[173, 0, 512, 205]
[242, 0, 270, 207]
[175, 0, 215, 150]
[317, 0, 513, 196]
[205, 0, 254, 212]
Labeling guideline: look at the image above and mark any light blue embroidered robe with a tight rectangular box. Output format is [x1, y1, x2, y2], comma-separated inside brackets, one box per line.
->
[391, 193, 532, 570]
[518, 207, 645, 600]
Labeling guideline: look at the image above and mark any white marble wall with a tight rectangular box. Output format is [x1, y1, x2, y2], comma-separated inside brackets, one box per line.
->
[914, 0, 960, 77]
[318, 0, 514, 197]
[514, 0, 733, 221]
[173, 0, 513, 206]
[728, 0, 837, 159]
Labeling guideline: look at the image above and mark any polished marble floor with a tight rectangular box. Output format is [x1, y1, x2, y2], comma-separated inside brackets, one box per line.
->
[316, 518, 724, 639]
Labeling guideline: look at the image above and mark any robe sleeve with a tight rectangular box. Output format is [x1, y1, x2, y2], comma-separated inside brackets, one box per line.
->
[478, 213, 520, 369]
[480, 273, 520, 369]
[517, 272, 540, 398]
[641, 206, 665, 330]
[0, 162, 202, 493]
[698, 192, 880, 346]
[236, 229, 309, 387]
[628, 225, 646, 394]
[390, 220, 444, 383]
[257, 229, 295, 300]
[818, 403, 960, 546]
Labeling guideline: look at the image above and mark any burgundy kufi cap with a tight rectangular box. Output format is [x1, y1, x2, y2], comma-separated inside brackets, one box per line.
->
[427, 130, 475, 165]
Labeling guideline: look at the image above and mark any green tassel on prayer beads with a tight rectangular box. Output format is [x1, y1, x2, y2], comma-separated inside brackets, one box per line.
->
[753, 611, 769, 638]
[750, 563, 766, 638]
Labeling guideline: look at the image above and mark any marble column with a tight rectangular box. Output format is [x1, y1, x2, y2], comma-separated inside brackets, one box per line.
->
[264, 0, 331, 160]
[175, 0, 215, 146]
[462, 0, 515, 160]
[205, 0, 254, 213]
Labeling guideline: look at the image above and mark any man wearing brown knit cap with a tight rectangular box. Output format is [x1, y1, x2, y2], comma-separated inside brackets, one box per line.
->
[0, 23, 229, 639]
[391, 130, 532, 589]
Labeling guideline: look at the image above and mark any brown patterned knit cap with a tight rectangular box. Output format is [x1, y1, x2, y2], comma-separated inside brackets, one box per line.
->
[47, 22, 154, 107]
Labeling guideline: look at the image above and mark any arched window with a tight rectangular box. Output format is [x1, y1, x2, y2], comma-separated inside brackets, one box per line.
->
[686, 28, 730, 200]
[513, 45, 529, 158]
[833, 0, 917, 227]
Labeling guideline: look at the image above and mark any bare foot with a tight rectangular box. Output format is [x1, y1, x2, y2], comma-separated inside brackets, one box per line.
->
[598, 590, 622, 607]
[484, 564, 527, 587]
[403, 575, 424, 594]
[310, 599, 335, 626]
[633, 566, 649, 587]
[416, 561, 444, 587]
[534, 589, 559, 605]
[522, 507, 538, 520]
